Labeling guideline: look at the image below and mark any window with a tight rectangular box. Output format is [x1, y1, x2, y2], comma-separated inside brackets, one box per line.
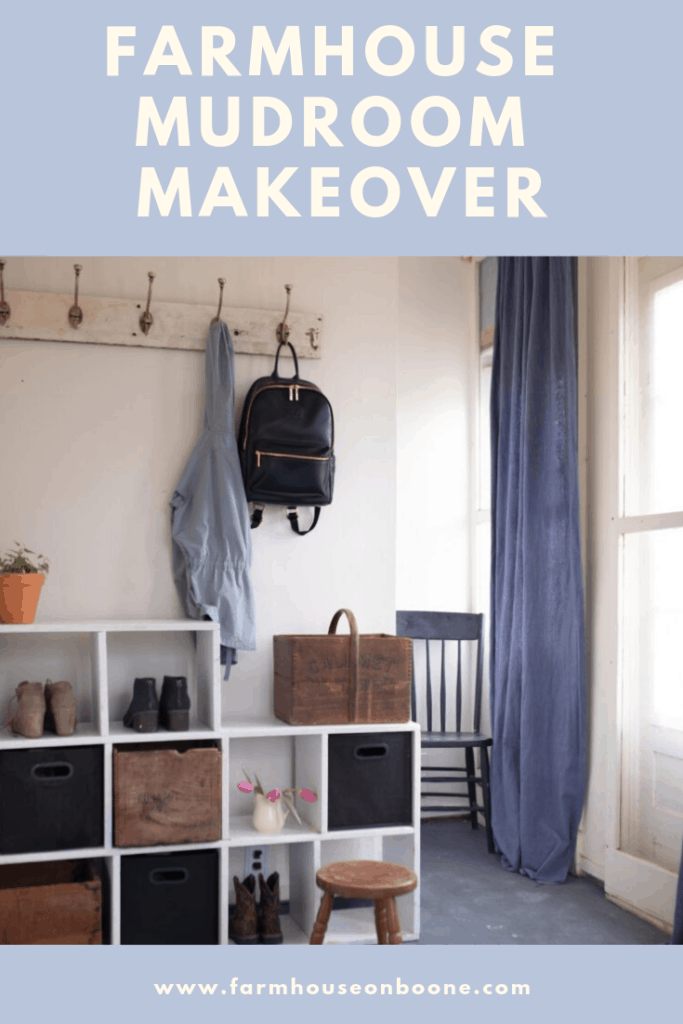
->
[618, 257, 683, 876]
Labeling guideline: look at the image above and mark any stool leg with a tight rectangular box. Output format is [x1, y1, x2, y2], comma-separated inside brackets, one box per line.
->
[374, 899, 389, 944]
[309, 891, 334, 945]
[386, 897, 403, 945]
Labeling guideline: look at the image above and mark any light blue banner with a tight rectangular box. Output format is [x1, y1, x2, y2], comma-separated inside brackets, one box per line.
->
[0, 944, 678, 1024]
[2, 0, 682, 254]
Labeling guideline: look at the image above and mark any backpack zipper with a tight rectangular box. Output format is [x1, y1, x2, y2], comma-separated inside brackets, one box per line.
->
[242, 384, 332, 450]
[256, 450, 330, 468]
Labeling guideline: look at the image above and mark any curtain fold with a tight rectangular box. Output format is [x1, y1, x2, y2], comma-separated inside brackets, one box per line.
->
[673, 850, 683, 943]
[489, 256, 586, 883]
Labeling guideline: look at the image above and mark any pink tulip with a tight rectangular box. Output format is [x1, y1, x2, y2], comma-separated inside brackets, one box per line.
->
[266, 788, 281, 803]
[237, 781, 253, 793]
[299, 788, 317, 803]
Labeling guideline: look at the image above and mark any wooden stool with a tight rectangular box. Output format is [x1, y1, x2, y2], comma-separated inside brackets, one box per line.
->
[309, 860, 418, 945]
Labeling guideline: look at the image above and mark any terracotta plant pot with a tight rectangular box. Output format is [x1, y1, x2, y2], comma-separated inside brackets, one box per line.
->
[0, 573, 45, 624]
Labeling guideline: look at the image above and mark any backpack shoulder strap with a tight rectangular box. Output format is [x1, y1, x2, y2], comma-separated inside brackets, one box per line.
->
[250, 505, 321, 534]
[286, 506, 321, 535]
[250, 504, 265, 529]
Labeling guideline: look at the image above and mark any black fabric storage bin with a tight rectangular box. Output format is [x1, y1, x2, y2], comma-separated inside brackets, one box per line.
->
[121, 849, 219, 945]
[328, 731, 413, 829]
[0, 745, 104, 855]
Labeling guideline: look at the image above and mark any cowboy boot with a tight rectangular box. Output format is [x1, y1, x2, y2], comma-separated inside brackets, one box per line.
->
[44, 679, 77, 736]
[4, 681, 46, 738]
[258, 871, 283, 944]
[122, 678, 159, 732]
[229, 875, 259, 944]
[159, 675, 190, 731]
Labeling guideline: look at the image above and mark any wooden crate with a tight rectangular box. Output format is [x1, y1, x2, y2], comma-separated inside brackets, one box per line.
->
[0, 860, 102, 944]
[114, 742, 221, 847]
[274, 608, 412, 725]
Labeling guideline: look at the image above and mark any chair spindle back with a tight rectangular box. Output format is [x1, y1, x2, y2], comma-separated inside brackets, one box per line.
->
[396, 611, 484, 734]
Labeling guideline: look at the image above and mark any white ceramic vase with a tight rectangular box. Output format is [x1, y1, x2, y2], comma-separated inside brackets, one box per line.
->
[252, 792, 290, 834]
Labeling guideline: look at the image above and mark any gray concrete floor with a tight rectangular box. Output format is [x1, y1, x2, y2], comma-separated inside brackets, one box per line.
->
[415, 818, 668, 944]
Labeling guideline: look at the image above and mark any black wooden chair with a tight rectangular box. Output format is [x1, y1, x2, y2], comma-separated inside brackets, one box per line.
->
[396, 611, 494, 853]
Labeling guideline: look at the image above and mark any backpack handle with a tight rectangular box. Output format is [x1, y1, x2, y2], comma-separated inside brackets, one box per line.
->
[272, 341, 300, 380]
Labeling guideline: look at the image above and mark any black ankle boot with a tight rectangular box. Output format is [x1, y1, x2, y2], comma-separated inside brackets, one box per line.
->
[123, 678, 159, 732]
[159, 676, 190, 731]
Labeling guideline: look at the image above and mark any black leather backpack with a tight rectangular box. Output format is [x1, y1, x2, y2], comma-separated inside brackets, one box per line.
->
[238, 342, 335, 535]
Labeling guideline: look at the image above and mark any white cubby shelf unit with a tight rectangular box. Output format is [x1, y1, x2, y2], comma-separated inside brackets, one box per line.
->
[0, 619, 421, 945]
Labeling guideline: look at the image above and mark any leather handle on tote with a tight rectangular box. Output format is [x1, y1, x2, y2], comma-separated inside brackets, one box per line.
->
[328, 608, 360, 723]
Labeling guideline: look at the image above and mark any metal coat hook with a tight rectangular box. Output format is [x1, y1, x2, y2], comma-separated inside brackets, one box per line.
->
[0, 260, 10, 326]
[68, 264, 83, 328]
[307, 327, 319, 351]
[276, 284, 292, 344]
[211, 278, 226, 324]
[140, 272, 156, 335]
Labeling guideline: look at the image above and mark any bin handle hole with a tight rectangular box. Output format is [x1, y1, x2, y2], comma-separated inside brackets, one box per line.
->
[30, 762, 74, 782]
[149, 868, 190, 885]
[354, 744, 389, 760]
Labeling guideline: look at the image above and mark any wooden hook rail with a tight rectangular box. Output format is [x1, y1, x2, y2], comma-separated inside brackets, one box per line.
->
[0, 289, 323, 358]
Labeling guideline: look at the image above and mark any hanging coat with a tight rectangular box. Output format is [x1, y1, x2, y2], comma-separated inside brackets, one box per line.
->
[170, 321, 256, 670]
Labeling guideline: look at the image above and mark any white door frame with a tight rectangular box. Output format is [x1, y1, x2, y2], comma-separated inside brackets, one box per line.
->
[578, 256, 680, 932]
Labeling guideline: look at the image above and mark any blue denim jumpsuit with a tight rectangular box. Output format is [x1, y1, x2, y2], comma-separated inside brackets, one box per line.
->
[170, 321, 255, 675]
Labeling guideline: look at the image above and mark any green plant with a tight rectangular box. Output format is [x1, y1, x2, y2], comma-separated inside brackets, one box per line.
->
[0, 543, 50, 575]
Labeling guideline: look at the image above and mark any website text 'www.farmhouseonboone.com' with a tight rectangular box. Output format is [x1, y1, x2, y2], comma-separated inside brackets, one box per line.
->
[154, 978, 531, 997]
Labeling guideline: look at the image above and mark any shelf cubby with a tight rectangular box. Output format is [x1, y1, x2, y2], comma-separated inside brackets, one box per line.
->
[228, 732, 323, 839]
[105, 626, 219, 734]
[0, 630, 101, 744]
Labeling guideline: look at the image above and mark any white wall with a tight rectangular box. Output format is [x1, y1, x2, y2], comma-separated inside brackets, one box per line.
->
[396, 257, 474, 612]
[395, 257, 476, 816]
[0, 257, 400, 720]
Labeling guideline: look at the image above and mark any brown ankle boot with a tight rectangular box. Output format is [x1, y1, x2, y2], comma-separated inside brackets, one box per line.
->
[4, 681, 46, 738]
[44, 679, 77, 736]
[229, 875, 258, 944]
[259, 871, 283, 944]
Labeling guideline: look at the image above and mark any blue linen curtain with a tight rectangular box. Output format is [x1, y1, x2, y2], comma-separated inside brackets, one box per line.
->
[489, 257, 586, 883]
